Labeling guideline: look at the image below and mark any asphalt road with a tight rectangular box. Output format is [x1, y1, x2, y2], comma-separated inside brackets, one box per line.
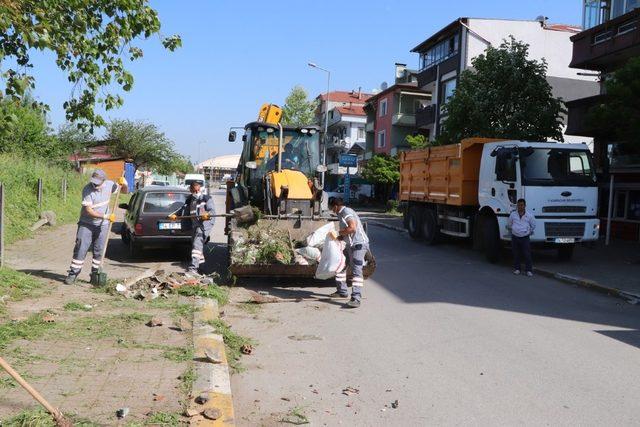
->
[213, 192, 640, 426]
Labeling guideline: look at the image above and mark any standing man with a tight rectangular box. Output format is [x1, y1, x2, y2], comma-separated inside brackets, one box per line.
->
[328, 197, 370, 308]
[169, 180, 214, 276]
[65, 169, 128, 284]
[508, 198, 536, 277]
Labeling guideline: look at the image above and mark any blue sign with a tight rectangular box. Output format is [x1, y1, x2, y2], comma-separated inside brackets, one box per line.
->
[343, 172, 351, 204]
[339, 154, 358, 167]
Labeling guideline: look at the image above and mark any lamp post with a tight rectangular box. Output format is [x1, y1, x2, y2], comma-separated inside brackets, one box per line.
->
[308, 62, 330, 187]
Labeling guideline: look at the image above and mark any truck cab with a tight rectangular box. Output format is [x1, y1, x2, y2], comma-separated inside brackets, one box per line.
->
[478, 141, 599, 252]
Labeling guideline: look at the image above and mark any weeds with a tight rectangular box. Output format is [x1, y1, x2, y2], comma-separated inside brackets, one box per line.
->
[179, 366, 196, 395]
[61, 312, 151, 340]
[281, 405, 310, 425]
[238, 302, 260, 315]
[176, 284, 229, 306]
[144, 412, 183, 426]
[1, 407, 98, 427]
[207, 319, 255, 373]
[64, 301, 92, 311]
[0, 268, 44, 311]
[162, 346, 193, 362]
[0, 312, 55, 350]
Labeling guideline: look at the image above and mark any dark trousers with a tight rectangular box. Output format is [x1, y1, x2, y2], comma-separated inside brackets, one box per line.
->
[512, 235, 533, 272]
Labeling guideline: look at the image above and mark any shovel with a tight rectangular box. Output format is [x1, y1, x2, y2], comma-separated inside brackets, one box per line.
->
[169, 205, 256, 224]
[90, 179, 124, 287]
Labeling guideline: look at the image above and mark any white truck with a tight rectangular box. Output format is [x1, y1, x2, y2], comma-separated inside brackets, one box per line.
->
[399, 138, 599, 261]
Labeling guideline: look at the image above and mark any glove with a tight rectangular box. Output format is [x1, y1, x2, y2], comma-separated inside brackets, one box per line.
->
[200, 212, 211, 220]
[168, 214, 178, 220]
[103, 213, 116, 222]
[117, 176, 127, 186]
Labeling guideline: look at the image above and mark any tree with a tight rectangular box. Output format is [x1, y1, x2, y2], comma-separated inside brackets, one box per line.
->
[438, 37, 565, 145]
[361, 154, 400, 200]
[158, 153, 193, 175]
[0, 97, 57, 158]
[55, 123, 95, 156]
[405, 133, 430, 149]
[588, 57, 640, 143]
[0, 1, 181, 129]
[106, 119, 179, 171]
[282, 86, 318, 126]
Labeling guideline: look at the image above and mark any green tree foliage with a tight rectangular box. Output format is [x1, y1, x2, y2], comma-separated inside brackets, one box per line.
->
[588, 57, 640, 143]
[361, 154, 400, 184]
[0, 0, 181, 129]
[405, 133, 430, 149]
[282, 86, 318, 126]
[438, 37, 565, 145]
[55, 123, 95, 157]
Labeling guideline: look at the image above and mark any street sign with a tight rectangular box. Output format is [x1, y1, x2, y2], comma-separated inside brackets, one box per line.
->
[339, 154, 358, 167]
[344, 170, 351, 204]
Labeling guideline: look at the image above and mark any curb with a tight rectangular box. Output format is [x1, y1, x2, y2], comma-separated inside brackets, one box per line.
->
[367, 220, 407, 233]
[189, 297, 235, 426]
[365, 219, 638, 303]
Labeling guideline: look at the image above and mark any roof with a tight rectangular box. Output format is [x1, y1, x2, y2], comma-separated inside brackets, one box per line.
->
[69, 144, 124, 163]
[336, 106, 366, 116]
[197, 154, 241, 170]
[544, 23, 582, 33]
[317, 91, 372, 103]
[365, 82, 427, 103]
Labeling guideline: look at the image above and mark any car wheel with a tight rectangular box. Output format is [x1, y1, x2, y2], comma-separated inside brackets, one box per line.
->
[407, 206, 423, 240]
[482, 216, 501, 263]
[422, 209, 439, 245]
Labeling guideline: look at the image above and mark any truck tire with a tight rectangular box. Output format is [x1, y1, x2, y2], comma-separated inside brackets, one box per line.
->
[422, 209, 439, 245]
[557, 244, 575, 261]
[482, 216, 501, 263]
[407, 206, 423, 240]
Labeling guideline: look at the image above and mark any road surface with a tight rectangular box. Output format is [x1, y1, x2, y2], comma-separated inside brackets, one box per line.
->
[213, 192, 640, 426]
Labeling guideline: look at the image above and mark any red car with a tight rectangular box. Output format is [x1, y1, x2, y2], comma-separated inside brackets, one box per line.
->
[119, 186, 193, 257]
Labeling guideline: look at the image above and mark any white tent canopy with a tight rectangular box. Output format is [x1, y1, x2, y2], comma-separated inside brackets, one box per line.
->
[197, 154, 240, 171]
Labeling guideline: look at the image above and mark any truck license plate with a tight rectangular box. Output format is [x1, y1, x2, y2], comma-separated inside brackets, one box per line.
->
[555, 238, 575, 244]
[159, 222, 181, 230]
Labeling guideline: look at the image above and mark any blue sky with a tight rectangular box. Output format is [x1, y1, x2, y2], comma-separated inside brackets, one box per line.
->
[29, 0, 582, 163]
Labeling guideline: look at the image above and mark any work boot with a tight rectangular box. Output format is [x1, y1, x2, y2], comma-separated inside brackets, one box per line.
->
[329, 291, 349, 299]
[345, 298, 361, 308]
[64, 272, 79, 285]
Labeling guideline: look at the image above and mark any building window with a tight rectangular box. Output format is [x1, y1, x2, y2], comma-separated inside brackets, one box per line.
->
[379, 99, 387, 117]
[419, 33, 459, 70]
[441, 78, 457, 104]
[377, 130, 386, 148]
[357, 127, 365, 140]
[613, 190, 640, 221]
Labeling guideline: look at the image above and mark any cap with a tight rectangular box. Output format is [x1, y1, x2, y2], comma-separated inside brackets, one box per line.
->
[90, 169, 107, 185]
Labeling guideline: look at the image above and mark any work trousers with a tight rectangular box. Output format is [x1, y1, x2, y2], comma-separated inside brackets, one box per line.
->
[69, 222, 109, 274]
[335, 243, 368, 301]
[512, 235, 533, 272]
[188, 225, 210, 272]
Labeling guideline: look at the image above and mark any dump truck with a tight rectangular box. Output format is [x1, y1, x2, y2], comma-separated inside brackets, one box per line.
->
[225, 104, 375, 278]
[399, 138, 600, 262]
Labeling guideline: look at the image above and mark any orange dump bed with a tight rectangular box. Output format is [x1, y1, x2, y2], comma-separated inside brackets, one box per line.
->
[399, 138, 503, 207]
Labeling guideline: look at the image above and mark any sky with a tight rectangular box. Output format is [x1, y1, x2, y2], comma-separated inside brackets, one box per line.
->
[28, 0, 583, 164]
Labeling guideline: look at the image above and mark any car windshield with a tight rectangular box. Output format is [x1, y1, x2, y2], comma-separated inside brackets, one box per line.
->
[142, 192, 188, 213]
[519, 148, 596, 187]
[250, 129, 320, 179]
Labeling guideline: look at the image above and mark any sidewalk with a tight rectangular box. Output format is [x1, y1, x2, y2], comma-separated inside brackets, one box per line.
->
[534, 239, 640, 298]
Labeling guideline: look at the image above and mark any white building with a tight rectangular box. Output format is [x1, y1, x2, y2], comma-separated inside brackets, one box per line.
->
[410, 17, 600, 146]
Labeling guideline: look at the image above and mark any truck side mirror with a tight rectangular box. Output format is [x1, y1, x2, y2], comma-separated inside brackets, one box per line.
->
[228, 131, 236, 142]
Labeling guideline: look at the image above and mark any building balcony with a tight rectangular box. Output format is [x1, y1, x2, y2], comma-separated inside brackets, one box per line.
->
[392, 113, 415, 127]
[416, 53, 460, 88]
[416, 66, 437, 88]
[565, 94, 605, 137]
[570, 8, 640, 71]
[416, 105, 436, 129]
[365, 121, 374, 132]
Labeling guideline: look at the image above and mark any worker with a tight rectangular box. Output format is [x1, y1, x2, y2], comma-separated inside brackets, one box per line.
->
[64, 169, 128, 285]
[328, 197, 370, 308]
[508, 198, 536, 276]
[168, 180, 215, 276]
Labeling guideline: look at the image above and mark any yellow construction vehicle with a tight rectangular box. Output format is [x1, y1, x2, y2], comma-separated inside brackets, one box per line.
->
[226, 103, 375, 278]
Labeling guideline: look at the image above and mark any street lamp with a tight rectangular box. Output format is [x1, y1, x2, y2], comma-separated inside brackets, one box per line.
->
[308, 61, 331, 187]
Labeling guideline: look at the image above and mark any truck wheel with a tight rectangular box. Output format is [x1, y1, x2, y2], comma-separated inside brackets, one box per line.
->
[557, 244, 575, 261]
[407, 207, 423, 240]
[482, 216, 501, 263]
[422, 210, 439, 245]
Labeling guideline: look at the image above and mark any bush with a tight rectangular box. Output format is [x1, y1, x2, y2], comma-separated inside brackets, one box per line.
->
[0, 154, 87, 244]
[386, 200, 399, 213]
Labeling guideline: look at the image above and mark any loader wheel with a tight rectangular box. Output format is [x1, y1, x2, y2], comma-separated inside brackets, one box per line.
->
[482, 216, 501, 263]
[407, 207, 423, 240]
[421, 209, 439, 245]
[557, 244, 575, 261]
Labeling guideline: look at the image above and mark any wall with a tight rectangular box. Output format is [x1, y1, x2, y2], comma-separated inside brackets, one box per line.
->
[83, 159, 125, 181]
[373, 93, 394, 155]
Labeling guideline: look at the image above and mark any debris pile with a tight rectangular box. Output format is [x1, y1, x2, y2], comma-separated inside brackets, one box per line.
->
[115, 269, 217, 300]
[230, 221, 294, 265]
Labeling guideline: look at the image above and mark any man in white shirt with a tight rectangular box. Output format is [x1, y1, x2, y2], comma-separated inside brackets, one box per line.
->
[507, 198, 536, 276]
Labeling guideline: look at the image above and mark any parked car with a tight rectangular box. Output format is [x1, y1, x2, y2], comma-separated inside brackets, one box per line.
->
[183, 173, 208, 195]
[119, 186, 192, 257]
[150, 180, 170, 186]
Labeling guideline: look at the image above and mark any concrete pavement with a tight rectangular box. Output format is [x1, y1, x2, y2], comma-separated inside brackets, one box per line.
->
[220, 204, 640, 426]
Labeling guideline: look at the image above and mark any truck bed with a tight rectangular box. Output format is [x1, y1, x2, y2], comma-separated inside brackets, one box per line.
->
[399, 138, 503, 206]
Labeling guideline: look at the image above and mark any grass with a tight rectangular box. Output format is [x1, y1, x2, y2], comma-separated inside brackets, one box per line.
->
[144, 412, 183, 426]
[238, 302, 261, 315]
[0, 268, 45, 312]
[281, 406, 310, 425]
[63, 301, 92, 311]
[0, 312, 56, 350]
[207, 319, 255, 373]
[61, 312, 151, 340]
[1, 407, 98, 427]
[0, 154, 88, 244]
[162, 346, 193, 362]
[176, 283, 229, 306]
[179, 366, 196, 395]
